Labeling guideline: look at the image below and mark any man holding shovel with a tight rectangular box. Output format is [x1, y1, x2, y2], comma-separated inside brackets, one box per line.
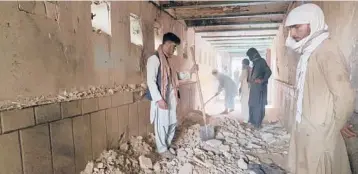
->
[145, 32, 198, 158]
[212, 69, 238, 115]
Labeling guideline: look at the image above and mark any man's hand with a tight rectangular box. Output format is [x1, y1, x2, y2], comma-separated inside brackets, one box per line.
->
[190, 64, 199, 73]
[254, 79, 263, 84]
[157, 100, 168, 110]
[341, 124, 357, 138]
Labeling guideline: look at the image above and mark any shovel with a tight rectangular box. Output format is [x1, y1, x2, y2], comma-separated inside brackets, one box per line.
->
[189, 46, 215, 141]
[204, 92, 220, 107]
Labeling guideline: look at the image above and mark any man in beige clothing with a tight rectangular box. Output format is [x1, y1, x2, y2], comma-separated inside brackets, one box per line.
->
[285, 4, 355, 174]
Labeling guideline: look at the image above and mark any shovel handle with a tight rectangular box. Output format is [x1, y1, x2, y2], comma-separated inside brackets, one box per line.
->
[190, 46, 207, 125]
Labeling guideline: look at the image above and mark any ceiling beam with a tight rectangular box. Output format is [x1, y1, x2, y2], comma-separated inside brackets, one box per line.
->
[215, 46, 270, 50]
[196, 27, 279, 33]
[196, 29, 279, 38]
[211, 40, 273, 44]
[162, 1, 277, 9]
[182, 12, 285, 21]
[202, 34, 277, 39]
[216, 45, 269, 48]
[212, 43, 272, 46]
[204, 37, 275, 41]
[148, 1, 177, 20]
[186, 18, 283, 27]
[194, 22, 281, 31]
[217, 48, 267, 52]
[208, 39, 273, 43]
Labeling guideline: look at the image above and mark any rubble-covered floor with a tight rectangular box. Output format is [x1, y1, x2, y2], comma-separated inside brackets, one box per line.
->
[81, 112, 290, 174]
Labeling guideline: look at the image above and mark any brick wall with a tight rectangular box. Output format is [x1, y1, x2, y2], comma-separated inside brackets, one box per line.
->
[0, 83, 198, 174]
[0, 91, 153, 174]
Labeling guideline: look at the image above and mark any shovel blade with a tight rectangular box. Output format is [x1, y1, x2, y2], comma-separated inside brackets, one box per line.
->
[200, 125, 215, 141]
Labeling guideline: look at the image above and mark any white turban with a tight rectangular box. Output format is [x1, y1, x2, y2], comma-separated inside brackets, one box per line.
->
[285, 3, 330, 123]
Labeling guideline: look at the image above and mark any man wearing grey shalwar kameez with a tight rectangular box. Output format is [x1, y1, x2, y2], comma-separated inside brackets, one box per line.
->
[145, 32, 197, 157]
[246, 48, 272, 128]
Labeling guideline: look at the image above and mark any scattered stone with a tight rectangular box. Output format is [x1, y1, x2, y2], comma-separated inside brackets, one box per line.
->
[81, 162, 94, 174]
[178, 163, 193, 174]
[238, 158, 248, 170]
[219, 144, 230, 152]
[169, 147, 176, 155]
[81, 115, 290, 174]
[205, 139, 222, 147]
[153, 162, 161, 172]
[139, 155, 153, 169]
[120, 143, 129, 151]
[97, 162, 104, 169]
[177, 148, 187, 158]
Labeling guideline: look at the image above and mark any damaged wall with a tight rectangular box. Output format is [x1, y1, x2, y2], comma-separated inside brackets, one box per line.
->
[0, 1, 221, 173]
[0, 1, 218, 102]
[0, 92, 153, 174]
[0, 1, 95, 101]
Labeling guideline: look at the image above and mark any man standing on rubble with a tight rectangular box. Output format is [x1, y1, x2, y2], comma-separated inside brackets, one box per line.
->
[285, 4, 355, 174]
[145, 32, 198, 158]
[246, 48, 271, 129]
[212, 69, 238, 114]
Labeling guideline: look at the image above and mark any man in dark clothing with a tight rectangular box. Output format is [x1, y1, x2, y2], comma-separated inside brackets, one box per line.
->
[246, 48, 272, 128]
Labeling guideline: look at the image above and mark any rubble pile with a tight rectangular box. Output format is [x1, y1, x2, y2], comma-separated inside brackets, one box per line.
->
[82, 116, 290, 174]
[0, 83, 147, 111]
[81, 135, 157, 174]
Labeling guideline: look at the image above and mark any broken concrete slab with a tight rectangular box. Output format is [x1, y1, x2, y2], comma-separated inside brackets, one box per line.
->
[205, 139, 222, 147]
[178, 163, 193, 174]
[139, 155, 152, 169]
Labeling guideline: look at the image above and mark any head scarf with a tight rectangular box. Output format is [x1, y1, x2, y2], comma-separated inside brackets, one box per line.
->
[246, 48, 261, 61]
[157, 45, 179, 102]
[242, 59, 250, 67]
[285, 3, 329, 123]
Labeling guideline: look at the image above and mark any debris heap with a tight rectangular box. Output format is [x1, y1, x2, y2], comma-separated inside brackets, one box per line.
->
[81, 115, 290, 174]
[0, 83, 147, 111]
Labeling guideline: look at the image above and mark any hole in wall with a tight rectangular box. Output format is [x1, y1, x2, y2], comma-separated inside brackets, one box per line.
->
[130, 13, 143, 46]
[154, 21, 162, 49]
[91, 1, 111, 35]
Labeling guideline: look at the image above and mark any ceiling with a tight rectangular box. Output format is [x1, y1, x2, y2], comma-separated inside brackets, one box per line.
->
[154, 1, 293, 57]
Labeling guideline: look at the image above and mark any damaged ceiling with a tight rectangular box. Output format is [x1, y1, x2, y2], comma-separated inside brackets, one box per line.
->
[154, 1, 292, 57]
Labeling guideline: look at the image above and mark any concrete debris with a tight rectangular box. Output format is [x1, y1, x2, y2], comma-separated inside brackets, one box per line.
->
[82, 114, 290, 174]
[0, 83, 147, 111]
[153, 162, 161, 172]
[139, 155, 153, 169]
[238, 158, 248, 169]
[205, 139, 222, 147]
[178, 163, 193, 174]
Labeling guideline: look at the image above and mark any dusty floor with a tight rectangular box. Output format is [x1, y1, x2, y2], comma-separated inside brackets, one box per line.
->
[81, 107, 290, 174]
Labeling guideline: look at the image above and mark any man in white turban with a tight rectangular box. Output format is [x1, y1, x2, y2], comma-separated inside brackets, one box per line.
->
[285, 3, 355, 174]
